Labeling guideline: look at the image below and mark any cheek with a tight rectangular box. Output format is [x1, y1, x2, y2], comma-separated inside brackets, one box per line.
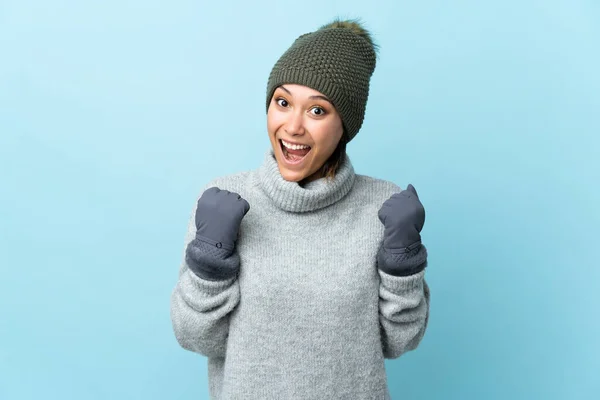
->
[267, 118, 275, 136]
[267, 110, 283, 135]
[312, 121, 342, 151]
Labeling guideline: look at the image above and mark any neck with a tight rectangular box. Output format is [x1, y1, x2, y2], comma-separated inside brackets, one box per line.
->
[255, 148, 356, 213]
[298, 171, 324, 187]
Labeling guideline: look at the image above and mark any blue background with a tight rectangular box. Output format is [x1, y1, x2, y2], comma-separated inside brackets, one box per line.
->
[1, 1, 599, 399]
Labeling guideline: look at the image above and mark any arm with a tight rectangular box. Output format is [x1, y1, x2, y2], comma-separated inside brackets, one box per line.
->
[376, 184, 430, 359]
[170, 190, 246, 359]
[377, 245, 430, 359]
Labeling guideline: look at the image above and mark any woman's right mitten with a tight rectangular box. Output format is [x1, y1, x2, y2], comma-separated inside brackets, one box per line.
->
[185, 187, 250, 281]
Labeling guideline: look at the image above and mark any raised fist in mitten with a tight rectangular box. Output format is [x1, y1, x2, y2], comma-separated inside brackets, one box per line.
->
[186, 187, 250, 281]
[377, 184, 427, 277]
[378, 184, 425, 252]
[194, 187, 250, 252]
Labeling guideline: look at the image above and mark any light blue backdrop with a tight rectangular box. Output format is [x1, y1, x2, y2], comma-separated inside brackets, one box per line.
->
[1, 1, 598, 399]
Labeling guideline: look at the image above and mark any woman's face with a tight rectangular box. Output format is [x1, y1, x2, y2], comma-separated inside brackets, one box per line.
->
[267, 84, 344, 183]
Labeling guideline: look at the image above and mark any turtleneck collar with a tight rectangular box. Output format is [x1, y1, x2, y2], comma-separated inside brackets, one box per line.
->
[255, 148, 356, 213]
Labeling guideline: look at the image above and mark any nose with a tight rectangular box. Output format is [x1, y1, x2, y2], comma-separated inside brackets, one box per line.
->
[284, 109, 305, 136]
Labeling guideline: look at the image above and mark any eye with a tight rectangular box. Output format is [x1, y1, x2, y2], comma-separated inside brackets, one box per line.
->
[310, 106, 326, 116]
[276, 98, 289, 107]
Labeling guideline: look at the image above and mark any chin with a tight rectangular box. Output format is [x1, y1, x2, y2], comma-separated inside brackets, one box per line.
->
[277, 165, 307, 182]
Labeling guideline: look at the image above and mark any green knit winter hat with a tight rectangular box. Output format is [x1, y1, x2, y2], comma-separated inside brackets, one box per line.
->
[266, 19, 378, 143]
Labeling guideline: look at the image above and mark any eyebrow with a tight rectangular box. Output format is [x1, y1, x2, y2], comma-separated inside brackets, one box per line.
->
[279, 85, 333, 105]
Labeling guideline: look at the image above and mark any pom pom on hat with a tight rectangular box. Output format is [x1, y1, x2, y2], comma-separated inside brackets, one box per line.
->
[318, 18, 378, 55]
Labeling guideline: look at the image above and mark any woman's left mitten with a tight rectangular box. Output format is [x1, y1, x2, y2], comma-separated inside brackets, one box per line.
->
[377, 184, 428, 276]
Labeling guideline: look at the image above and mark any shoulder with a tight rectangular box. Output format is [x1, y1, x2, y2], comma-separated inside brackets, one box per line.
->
[198, 170, 252, 196]
[354, 174, 402, 194]
[351, 174, 403, 204]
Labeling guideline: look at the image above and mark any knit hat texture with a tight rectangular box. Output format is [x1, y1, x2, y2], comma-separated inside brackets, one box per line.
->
[266, 19, 377, 143]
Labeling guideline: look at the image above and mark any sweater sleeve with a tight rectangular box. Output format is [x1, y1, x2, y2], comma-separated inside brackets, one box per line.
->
[170, 203, 241, 359]
[377, 267, 430, 359]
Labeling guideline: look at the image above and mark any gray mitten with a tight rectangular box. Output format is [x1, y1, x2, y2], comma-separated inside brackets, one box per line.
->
[377, 184, 428, 276]
[186, 187, 250, 281]
[194, 187, 250, 251]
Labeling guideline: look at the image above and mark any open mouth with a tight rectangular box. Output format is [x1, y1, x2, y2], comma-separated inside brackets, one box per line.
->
[279, 139, 312, 164]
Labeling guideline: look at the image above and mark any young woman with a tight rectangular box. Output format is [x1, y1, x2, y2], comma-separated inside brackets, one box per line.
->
[170, 19, 430, 400]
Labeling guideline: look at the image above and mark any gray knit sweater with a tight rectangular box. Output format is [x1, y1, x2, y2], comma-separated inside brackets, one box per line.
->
[170, 149, 430, 399]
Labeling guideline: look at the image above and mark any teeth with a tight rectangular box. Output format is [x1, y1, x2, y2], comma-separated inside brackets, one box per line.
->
[281, 139, 310, 151]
